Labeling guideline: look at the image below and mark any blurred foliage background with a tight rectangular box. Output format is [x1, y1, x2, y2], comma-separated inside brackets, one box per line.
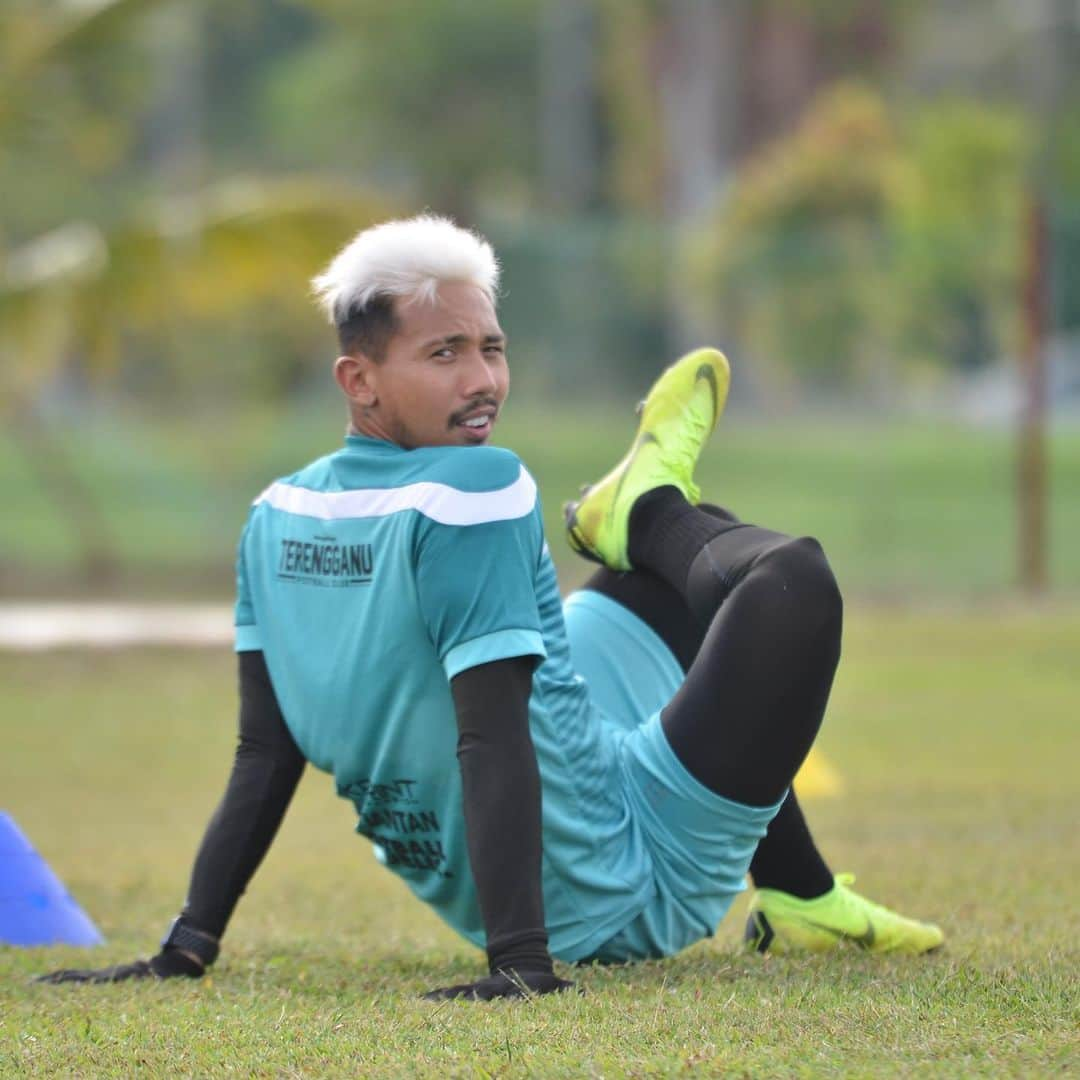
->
[1, 0, 1078, 596]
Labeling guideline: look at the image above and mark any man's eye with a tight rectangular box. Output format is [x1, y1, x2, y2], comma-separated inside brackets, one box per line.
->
[432, 348, 454, 360]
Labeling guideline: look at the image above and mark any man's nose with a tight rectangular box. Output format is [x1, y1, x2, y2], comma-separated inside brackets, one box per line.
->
[460, 349, 498, 396]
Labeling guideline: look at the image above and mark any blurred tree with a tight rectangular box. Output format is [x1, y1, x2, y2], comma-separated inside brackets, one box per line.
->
[1, 179, 392, 396]
[0, 178, 391, 578]
[260, 0, 543, 218]
[596, 0, 665, 215]
[0, 0, 164, 245]
[595, 0, 914, 219]
[0, 0, 391, 580]
[685, 83, 1032, 400]
[685, 84, 905, 399]
[891, 100, 1031, 373]
[591, 0, 919, 361]
[1, 0, 170, 577]
[1050, 103, 1080, 333]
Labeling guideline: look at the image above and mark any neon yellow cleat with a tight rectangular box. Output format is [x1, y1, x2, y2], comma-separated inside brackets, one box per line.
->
[745, 873, 945, 956]
[564, 348, 730, 571]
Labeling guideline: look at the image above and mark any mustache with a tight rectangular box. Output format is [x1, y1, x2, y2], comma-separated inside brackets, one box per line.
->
[448, 398, 500, 428]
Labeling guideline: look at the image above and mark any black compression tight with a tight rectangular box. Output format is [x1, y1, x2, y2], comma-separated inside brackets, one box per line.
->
[632, 490, 841, 807]
[583, 513, 842, 805]
[667, 529, 842, 806]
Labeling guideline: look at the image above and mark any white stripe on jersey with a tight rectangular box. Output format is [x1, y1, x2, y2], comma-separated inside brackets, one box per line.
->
[254, 466, 537, 526]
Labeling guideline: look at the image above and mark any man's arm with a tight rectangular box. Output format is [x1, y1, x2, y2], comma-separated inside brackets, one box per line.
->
[422, 656, 574, 1001]
[38, 650, 305, 984]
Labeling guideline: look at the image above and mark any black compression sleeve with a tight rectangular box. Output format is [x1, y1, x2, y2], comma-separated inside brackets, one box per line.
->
[180, 650, 306, 938]
[450, 656, 551, 975]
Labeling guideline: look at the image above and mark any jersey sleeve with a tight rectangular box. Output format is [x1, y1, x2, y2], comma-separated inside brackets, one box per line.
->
[234, 513, 262, 653]
[415, 484, 547, 682]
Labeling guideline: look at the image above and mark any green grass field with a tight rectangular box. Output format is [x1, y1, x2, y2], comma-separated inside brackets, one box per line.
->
[3, 399, 1080, 597]
[2, 609, 1078, 1077]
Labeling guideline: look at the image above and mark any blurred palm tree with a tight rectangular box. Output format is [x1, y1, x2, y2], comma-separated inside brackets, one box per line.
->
[0, 0, 391, 581]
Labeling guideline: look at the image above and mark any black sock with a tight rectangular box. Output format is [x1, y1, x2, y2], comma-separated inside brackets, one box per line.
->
[627, 487, 735, 592]
[748, 791, 834, 900]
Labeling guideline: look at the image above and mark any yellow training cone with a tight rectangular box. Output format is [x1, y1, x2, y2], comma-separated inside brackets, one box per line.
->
[793, 748, 844, 799]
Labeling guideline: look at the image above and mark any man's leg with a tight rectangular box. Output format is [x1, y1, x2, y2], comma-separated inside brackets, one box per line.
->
[566, 348, 943, 954]
[581, 529, 834, 901]
[628, 489, 840, 806]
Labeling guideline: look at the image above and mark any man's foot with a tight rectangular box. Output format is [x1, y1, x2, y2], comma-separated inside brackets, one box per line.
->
[744, 873, 944, 955]
[564, 347, 730, 571]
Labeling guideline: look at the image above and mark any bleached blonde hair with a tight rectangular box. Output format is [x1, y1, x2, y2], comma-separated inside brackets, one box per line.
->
[311, 214, 500, 328]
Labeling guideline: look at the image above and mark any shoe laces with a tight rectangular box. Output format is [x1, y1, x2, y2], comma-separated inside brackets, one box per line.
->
[656, 399, 712, 483]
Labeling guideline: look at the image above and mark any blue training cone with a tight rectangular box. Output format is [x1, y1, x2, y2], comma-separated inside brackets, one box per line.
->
[0, 812, 104, 947]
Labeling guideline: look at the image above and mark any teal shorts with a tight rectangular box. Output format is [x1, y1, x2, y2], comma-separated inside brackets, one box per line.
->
[562, 590, 783, 962]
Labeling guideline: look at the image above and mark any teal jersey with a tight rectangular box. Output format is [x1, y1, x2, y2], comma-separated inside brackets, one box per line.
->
[235, 435, 653, 961]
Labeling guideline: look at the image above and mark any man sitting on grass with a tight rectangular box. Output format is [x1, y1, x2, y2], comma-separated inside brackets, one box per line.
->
[41, 215, 943, 999]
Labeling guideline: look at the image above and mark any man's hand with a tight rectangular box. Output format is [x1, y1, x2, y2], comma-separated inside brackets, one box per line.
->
[423, 968, 576, 1001]
[35, 948, 204, 985]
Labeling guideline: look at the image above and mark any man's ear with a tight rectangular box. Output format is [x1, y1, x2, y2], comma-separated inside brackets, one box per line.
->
[334, 353, 378, 408]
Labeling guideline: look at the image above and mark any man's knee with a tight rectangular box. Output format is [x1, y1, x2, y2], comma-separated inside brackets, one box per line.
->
[756, 536, 843, 643]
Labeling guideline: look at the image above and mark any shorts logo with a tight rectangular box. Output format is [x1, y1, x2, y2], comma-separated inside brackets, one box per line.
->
[277, 535, 374, 586]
